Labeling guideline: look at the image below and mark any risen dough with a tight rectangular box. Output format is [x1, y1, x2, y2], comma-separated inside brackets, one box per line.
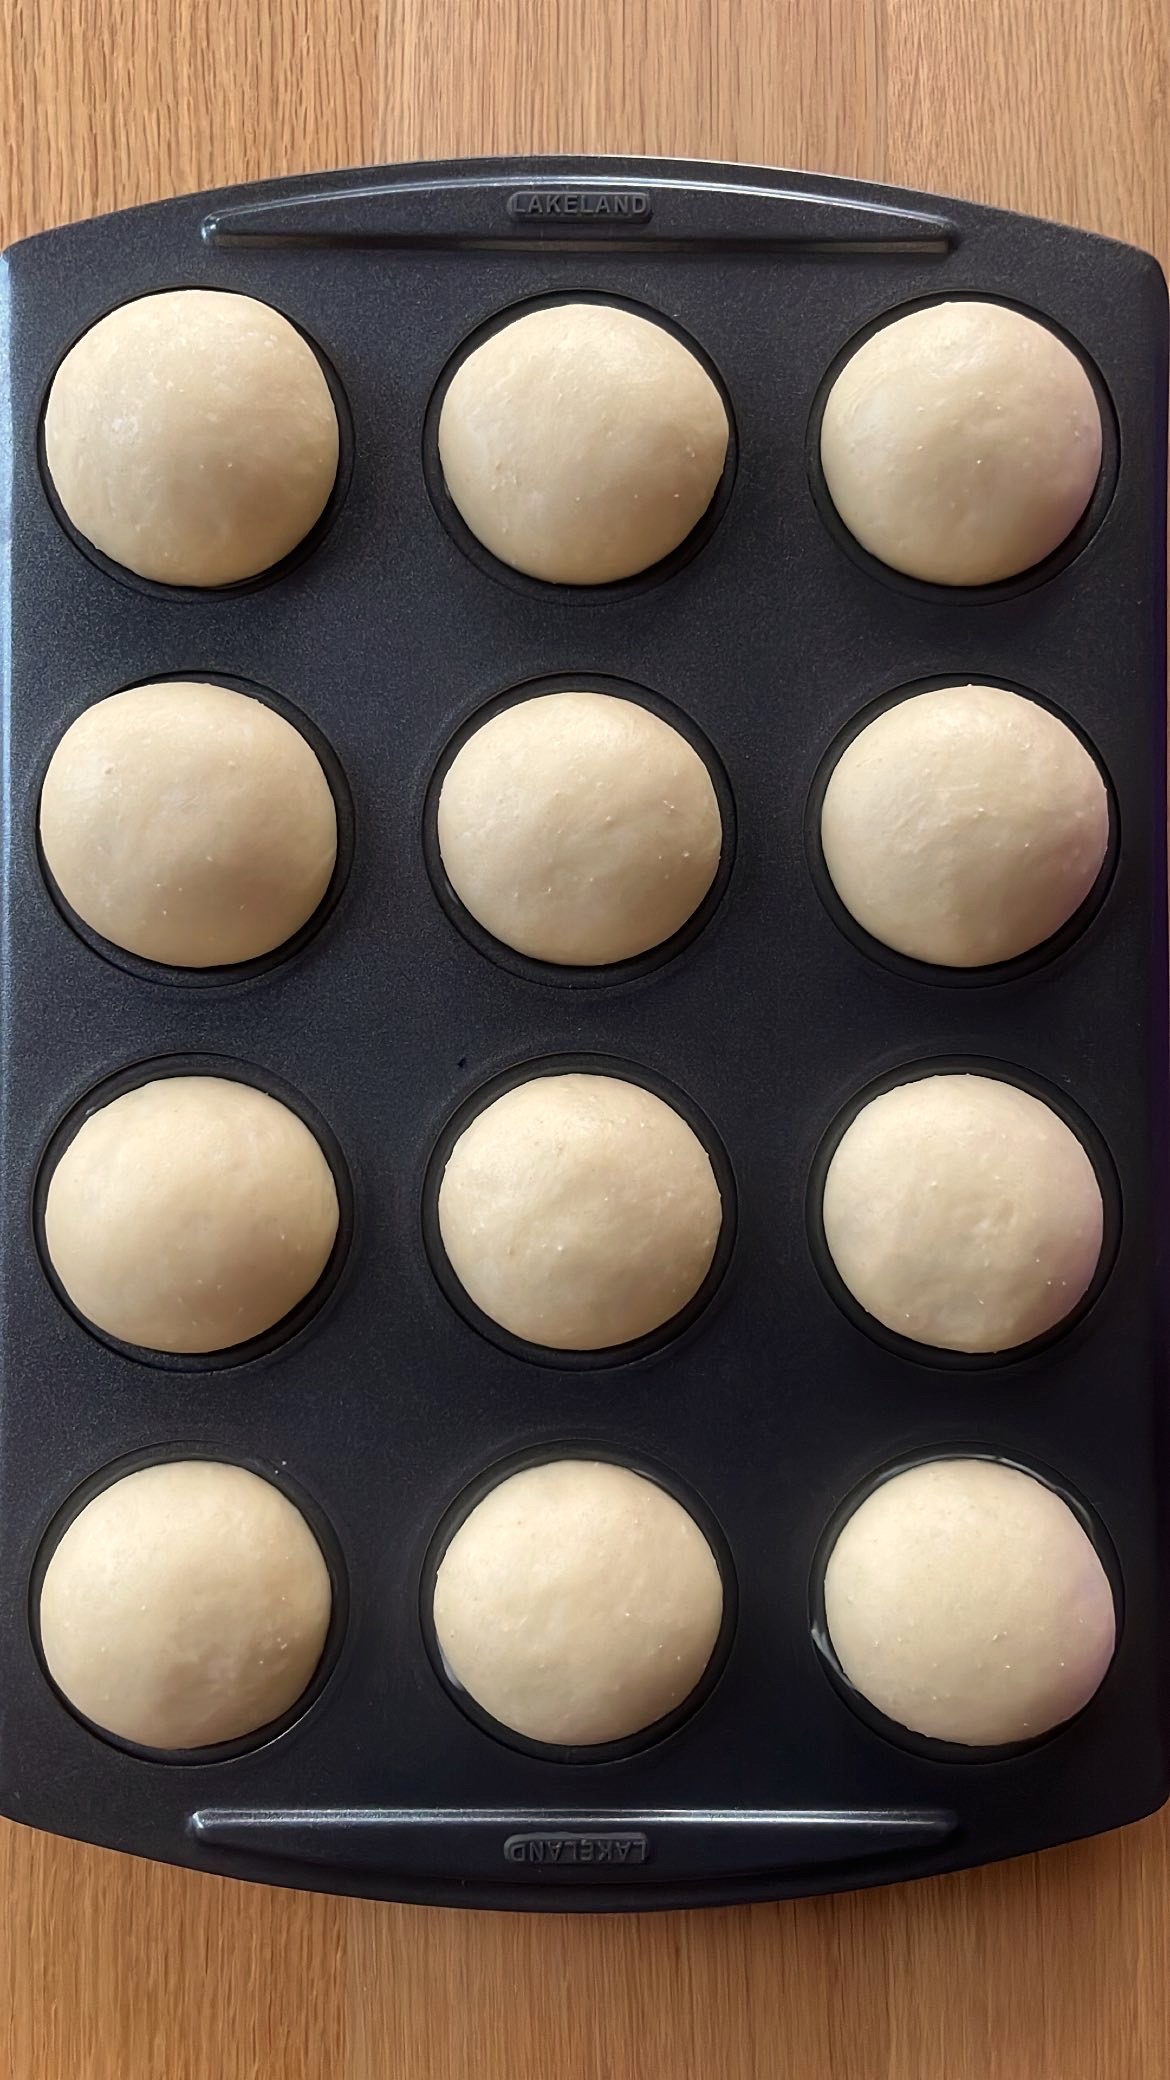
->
[44, 1075, 339, 1354]
[44, 289, 339, 585]
[823, 1458, 1116, 1745]
[437, 691, 722, 964]
[437, 1072, 722, 1350]
[821, 1073, 1103, 1353]
[438, 303, 729, 583]
[433, 1459, 723, 1744]
[821, 685, 1109, 966]
[40, 681, 338, 967]
[39, 1460, 332, 1749]
[820, 301, 1102, 585]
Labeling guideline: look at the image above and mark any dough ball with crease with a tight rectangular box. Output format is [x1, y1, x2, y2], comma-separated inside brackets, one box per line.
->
[44, 289, 339, 585]
[437, 1072, 722, 1350]
[44, 1075, 339, 1354]
[433, 1459, 723, 1745]
[38, 1460, 332, 1749]
[40, 681, 338, 968]
[820, 301, 1102, 585]
[823, 1458, 1116, 1745]
[820, 684, 1109, 966]
[437, 690, 722, 964]
[821, 1073, 1103, 1353]
[438, 303, 729, 583]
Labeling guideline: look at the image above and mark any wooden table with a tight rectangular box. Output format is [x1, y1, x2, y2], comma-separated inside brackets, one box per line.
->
[2, 2, 1168, 2074]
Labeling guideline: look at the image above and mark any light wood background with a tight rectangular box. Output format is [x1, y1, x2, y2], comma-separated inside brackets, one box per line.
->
[2, 2, 1168, 2075]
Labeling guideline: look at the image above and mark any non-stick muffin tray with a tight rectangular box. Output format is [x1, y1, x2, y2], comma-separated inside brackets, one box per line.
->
[1, 155, 1167, 1912]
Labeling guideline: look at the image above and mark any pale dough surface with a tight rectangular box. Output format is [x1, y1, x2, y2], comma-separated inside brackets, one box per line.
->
[820, 684, 1109, 966]
[437, 1071, 722, 1350]
[39, 1460, 332, 1750]
[820, 301, 1102, 586]
[437, 302, 729, 583]
[821, 1073, 1103, 1353]
[432, 1459, 723, 1745]
[823, 1458, 1116, 1745]
[44, 1075, 339, 1354]
[40, 681, 338, 967]
[437, 690, 722, 964]
[44, 289, 339, 585]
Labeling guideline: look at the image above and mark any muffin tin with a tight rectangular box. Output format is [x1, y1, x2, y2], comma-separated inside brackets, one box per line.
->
[1, 155, 1167, 1912]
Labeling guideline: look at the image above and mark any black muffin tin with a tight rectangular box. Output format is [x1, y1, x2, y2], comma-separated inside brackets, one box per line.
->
[0, 156, 1167, 1913]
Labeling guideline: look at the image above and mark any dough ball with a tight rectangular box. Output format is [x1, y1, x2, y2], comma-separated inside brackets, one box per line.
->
[820, 301, 1102, 585]
[40, 681, 338, 967]
[822, 1074, 1103, 1353]
[44, 1076, 339, 1354]
[437, 691, 722, 965]
[438, 303, 729, 583]
[821, 685, 1109, 967]
[433, 1459, 723, 1744]
[437, 1072, 722, 1350]
[823, 1458, 1116, 1745]
[44, 289, 339, 585]
[39, 1460, 331, 1749]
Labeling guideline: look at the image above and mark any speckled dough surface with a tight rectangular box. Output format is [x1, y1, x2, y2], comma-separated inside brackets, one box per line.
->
[43, 1075, 340, 1354]
[38, 1460, 332, 1749]
[820, 301, 1102, 585]
[823, 1458, 1117, 1745]
[437, 690, 722, 964]
[437, 302, 729, 583]
[820, 684, 1109, 966]
[40, 681, 338, 967]
[432, 1459, 724, 1744]
[44, 289, 339, 585]
[437, 1071, 722, 1349]
[821, 1073, 1104, 1352]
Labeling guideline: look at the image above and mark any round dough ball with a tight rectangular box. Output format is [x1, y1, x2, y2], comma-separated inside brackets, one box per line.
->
[44, 1076, 339, 1354]
[438, 303, 729, 584]
[438, 691, 722, 965]
[822, 1074, 1103, 1352]
[820, 301, 1102, 585]
[44, 289, 339, 586]
[821, 685, 1109, 967]
[433, 1459, 723, 1744]
[39, 1460, 332, 1749]
[40, 681, 338, 967]
[823, 1458, 1116, 1745]
[437, 1072, 722, 1350]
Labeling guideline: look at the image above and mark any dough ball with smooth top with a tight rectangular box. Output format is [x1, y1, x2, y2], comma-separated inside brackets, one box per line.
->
[823, 1458, 1116, 1745]
[433, 1459, 723, 1745]
[40, 681, 338, 967]
[44, 1075, 339, 1354]
[39, 1460, 332, 1749]
[44, 289, 339, 585]
[437, 690, 722, 964]
[821, 1073, 1103, 1353]
[438, 303, 729, 583]
[820, 684, 1109, 966]
[437, 1071, 722, 1350]
[820, 301, 1102, 585]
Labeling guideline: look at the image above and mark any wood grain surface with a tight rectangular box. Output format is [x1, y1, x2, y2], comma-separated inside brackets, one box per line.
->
[2, 2, 1168, 2075]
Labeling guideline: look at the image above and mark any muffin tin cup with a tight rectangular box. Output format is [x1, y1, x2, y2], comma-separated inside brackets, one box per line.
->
[422, 287, 740, 603]
[35, 671, 357, 990]
[29, 1441, 352, 1765]
[33, 1053, 357, 1372]
[0, 156, 1166, 1913]
[807, 1444, 1126, 1767]
[803, 673, 1121, 990]
[37, 286, 357, 602]
[420, 1439, 739, 1765]
[423, 671, 738, 990]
